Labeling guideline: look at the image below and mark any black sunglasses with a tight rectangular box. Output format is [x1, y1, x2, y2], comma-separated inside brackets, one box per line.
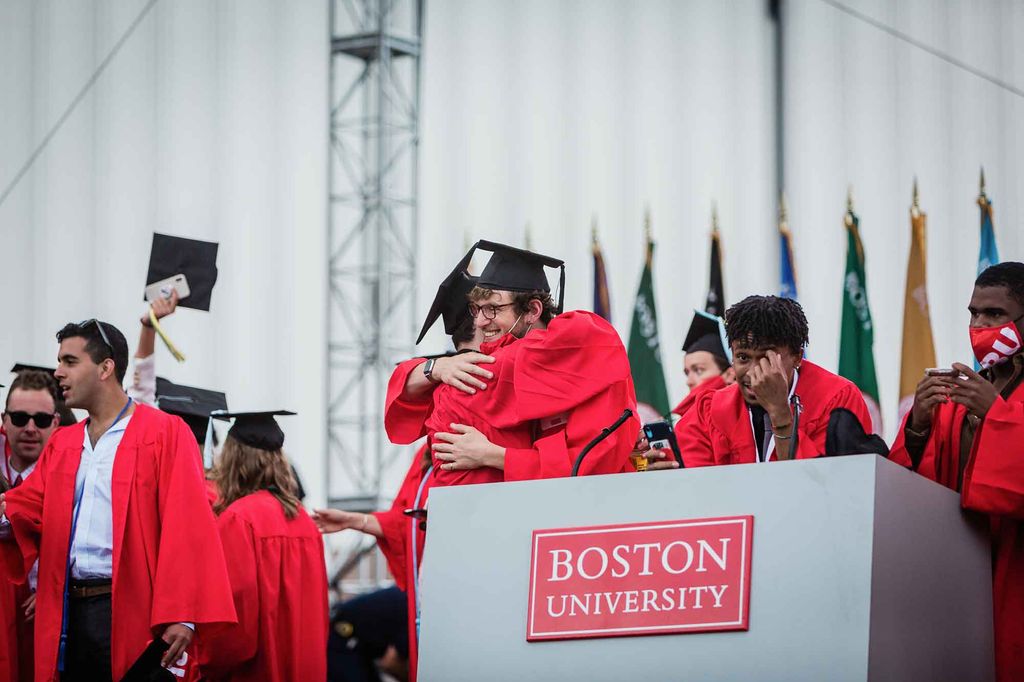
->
[6, 411, 57, 428]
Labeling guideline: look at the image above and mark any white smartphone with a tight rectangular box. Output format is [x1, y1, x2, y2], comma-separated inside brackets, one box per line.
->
[145, 273, 191, 303]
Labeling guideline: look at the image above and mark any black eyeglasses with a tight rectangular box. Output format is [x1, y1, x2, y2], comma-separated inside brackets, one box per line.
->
[6, 411, 57, 428]
[75, 319, 113, 353]
[468, 302, 515, 320]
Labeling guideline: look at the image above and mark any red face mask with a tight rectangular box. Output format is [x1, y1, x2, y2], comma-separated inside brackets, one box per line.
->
[970, 321, 1023, 369]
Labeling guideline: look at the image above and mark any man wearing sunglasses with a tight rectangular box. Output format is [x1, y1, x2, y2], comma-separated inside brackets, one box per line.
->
[0, 319, 237, 681]
[3, 370, 62, 487]
[1, 369, 62, 681]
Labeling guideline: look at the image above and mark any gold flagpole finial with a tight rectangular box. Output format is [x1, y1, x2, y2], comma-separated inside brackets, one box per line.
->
[911, 177, 921, 218]
[644, 205, 652, 243]
[711, 201, 719, 234]
[591, 214, 599, 246]
[980, 167, 987, 197]
[778, 192, 789, 231]
[845, 186, 855, 228]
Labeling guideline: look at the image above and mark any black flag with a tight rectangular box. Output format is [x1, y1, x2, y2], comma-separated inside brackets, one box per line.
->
[704, 223, 725, 317]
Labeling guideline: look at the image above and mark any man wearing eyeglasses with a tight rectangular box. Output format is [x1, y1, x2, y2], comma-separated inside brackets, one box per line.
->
[1, 369, 62, 681]
[0, 319, 236, 681]
[423, 241, 639, 484]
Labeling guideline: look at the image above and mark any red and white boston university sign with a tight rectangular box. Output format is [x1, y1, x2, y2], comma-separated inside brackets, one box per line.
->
[527, 516, 753, 641]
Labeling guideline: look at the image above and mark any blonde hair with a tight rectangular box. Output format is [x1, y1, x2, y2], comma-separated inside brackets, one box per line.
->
[213, 435, 300, 519]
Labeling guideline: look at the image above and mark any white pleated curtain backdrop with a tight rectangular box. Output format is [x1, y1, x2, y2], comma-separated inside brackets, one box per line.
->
[0, 0, 329, 502]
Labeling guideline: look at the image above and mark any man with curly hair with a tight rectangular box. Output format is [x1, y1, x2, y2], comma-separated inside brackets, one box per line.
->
[678, 295, 870, 466]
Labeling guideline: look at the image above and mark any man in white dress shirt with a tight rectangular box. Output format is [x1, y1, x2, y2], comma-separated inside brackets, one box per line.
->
[0, 320, 235, 681]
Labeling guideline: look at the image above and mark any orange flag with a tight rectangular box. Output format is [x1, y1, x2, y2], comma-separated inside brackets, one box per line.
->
[897, 180, 937, 422]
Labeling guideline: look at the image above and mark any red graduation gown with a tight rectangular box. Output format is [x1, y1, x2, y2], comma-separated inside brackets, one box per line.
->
[0, 570, 18, 681]
[671, 375, 727, 444]
[0, 403, 237, 681]
[198, 491, 328, 682]
[384, 358, 433, 445]
[431, 311, 638, 484]
[890, 382, 1024, 680]
[372, 445, 432, 682]
[678, 361, 871, 466]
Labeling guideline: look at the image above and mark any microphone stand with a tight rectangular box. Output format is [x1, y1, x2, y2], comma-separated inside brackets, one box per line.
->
[571, 409, 634, 477]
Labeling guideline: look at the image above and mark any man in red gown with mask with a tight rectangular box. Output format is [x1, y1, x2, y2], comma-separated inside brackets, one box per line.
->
[890, 262, 1024, 681]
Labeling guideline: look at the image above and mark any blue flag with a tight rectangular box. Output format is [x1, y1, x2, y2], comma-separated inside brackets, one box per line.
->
[780, 227, 798, 300]
[978, 193, 999, 275]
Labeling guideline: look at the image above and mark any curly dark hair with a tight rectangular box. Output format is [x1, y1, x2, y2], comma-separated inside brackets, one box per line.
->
[976, 262, 1024, 308]
[724, 295, 809, 355]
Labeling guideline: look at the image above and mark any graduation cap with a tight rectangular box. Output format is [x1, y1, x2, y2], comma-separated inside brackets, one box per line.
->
[416, 247, 480, 344]
[144, 233, 219, 311]
[155, 377, 227, 419]
[474, 240, 566, 314]
[10, 363, 55, 376]
[213, 410, 295, 452]
[682, 310, 732, 364]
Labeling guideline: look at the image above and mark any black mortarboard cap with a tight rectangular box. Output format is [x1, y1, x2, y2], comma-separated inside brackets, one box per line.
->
[682, 310, 731, 363]
[155, 377, 228, 419]
[213, 410, 295, 452]
[474, 240, 566, 313]
[416, 247, 480, 344]
[10, 363, 55, 376]
[144, 233, 219, 311]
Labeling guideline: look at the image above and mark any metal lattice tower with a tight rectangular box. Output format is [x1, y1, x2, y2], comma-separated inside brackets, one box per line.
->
[327, 0, 422, 584]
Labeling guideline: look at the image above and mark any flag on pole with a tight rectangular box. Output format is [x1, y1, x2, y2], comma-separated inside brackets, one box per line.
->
[897, 179, 937, 422]
[627, 209, 671, 421]
[977, 168, 999, 275]
[779, 194, 798, 300]
[704, 204, 726, 317]
[592, 219, 612, 322]
[838, 189, 883, 434]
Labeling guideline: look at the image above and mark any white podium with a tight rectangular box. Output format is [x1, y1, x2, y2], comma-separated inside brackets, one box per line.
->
[417, 456, 993, 682]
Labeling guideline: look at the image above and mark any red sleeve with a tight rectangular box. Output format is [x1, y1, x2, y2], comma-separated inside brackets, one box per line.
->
[678, 392, 718, 468]
[509, 312, 633, 423]
[504, 379, 639, 480]
[961, 395, 1024, 519]
[1, 440, 53, 580]
[888, 412, 921, 470]
[385, 358, 434, 445]
[372, 446, 426, 590]
[151, 418, 237, 628]
[198, 512, 259, 671]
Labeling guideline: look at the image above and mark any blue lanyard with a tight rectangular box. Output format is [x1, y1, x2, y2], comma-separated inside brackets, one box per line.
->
[57, 397, 132, 671]
[411, 464, 432, 641]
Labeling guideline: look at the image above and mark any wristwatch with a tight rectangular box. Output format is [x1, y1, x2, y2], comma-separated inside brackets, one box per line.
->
[423, 357, 439, 383]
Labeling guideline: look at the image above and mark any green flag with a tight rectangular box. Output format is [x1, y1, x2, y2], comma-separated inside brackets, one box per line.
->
[838, 201, 882, 433]
[628, 232, 671, 420]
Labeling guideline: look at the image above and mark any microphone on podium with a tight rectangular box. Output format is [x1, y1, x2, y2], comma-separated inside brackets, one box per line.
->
[571, 409, 635, 477]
